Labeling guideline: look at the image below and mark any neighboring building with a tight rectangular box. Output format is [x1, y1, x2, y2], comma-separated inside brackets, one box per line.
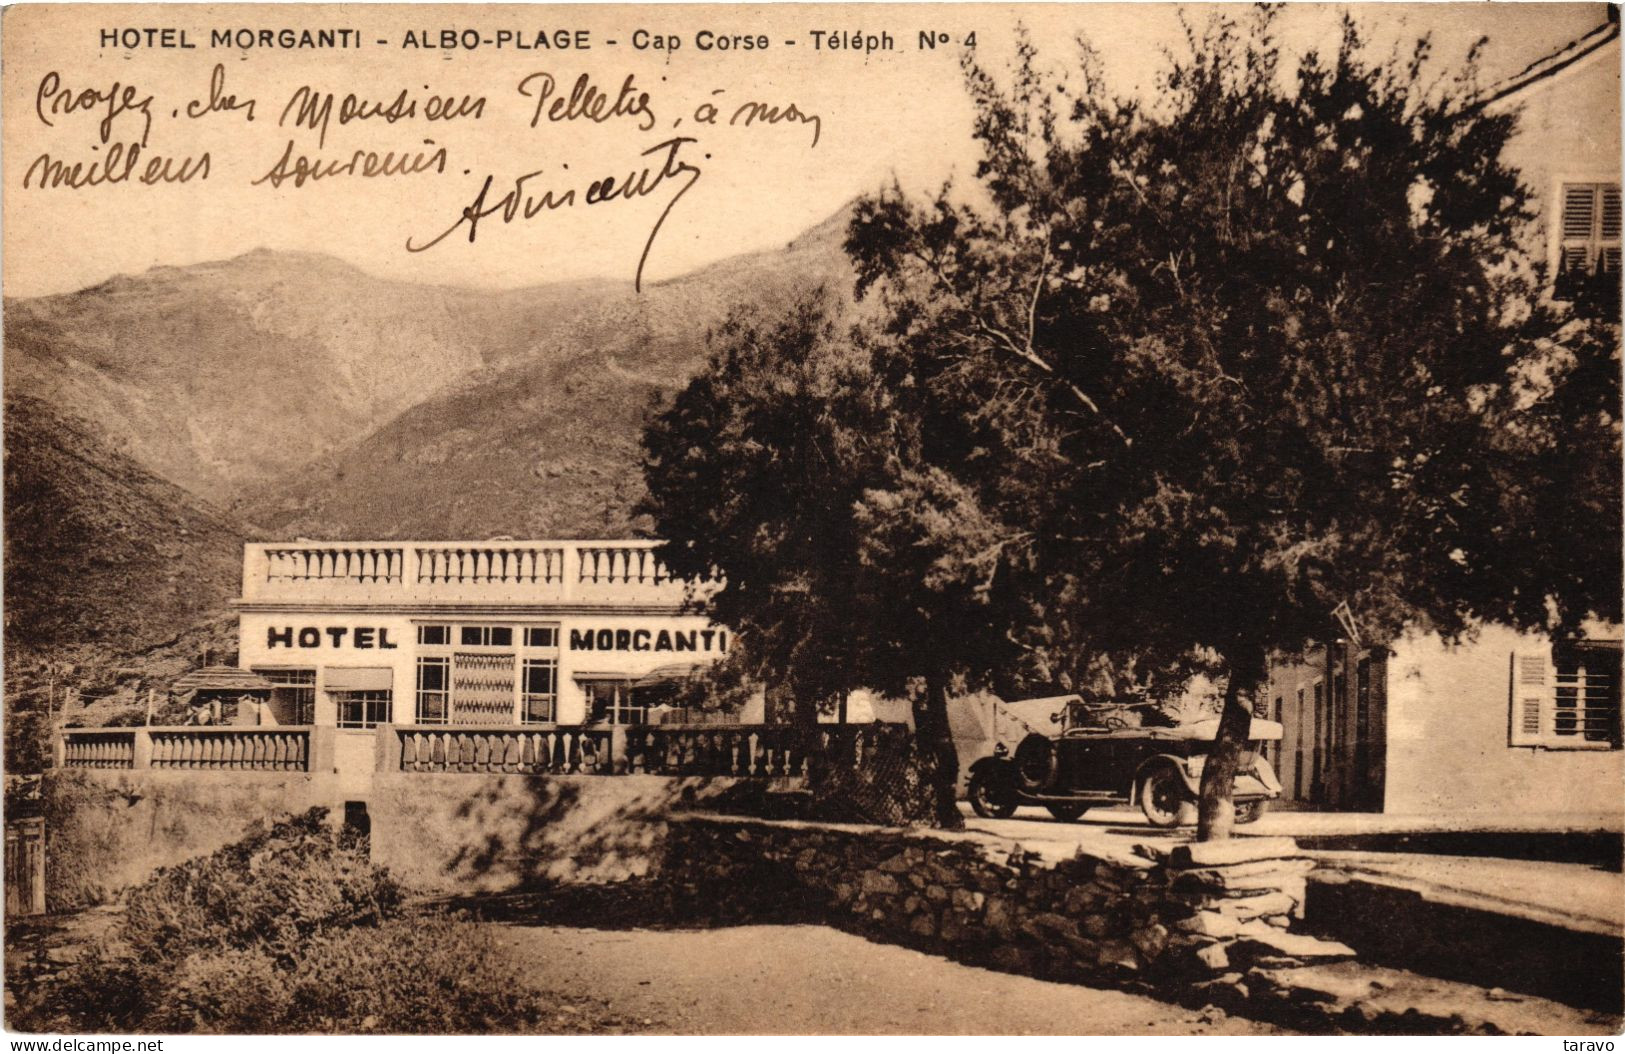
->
[1488, 13, 1621, 293]
[1267, 626, 1621, 816]
[1268, 18, 1623, 817]
[234, 540, 732, 735]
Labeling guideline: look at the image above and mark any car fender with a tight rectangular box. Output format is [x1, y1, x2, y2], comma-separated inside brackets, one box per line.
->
[969, 755, 1018, 788]
[1129, 753, 1199, 802]
[1242, 756, 1283, 797]
[1141, 753, 1283, 802]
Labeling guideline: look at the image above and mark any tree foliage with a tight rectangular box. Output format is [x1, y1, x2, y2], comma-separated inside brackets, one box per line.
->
[644, 9, 1622, 836]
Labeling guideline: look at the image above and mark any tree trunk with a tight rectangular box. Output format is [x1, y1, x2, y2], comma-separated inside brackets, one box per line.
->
[916, 671, 965, 829]
[1197, 644, 1267, 842]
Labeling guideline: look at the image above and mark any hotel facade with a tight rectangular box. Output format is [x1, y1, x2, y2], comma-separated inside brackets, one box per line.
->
[235, 539, 731, 739]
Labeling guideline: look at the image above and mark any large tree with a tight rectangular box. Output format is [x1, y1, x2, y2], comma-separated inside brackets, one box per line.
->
[844, 11, 1621, 838]
[644, 10, 1621, 837]
[640, 292, 1049, 826]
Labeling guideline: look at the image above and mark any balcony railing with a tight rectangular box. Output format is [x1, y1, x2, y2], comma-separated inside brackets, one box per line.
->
[60, 729, 137, 769]
[392, 725, 615, 775]
[149, 728, 310, 771]
[624, 723, 909, 778]
[59, 727, 313, 772]
[240, 540, 716, 605]
[57, 723, 910, 779]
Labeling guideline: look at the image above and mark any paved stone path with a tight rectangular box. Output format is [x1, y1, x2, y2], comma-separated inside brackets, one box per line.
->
[496, 922, 1290, 1035]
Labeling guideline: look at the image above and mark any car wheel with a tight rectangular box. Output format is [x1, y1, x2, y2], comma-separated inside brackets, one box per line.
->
[1045, 802, 1087, 823]
[1012, 733, 1058, 793]
[1234, 799, 1268, 825]
[968, 771, 1017, 819]
[1140, 766, 1190, 828]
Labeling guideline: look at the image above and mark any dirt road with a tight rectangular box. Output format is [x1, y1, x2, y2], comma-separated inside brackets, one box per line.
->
[497, 922, 1289, 1035]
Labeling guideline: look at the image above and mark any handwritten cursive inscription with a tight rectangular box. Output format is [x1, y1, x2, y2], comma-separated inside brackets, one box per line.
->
[184, 64, 257, 123]
[517, 72, 657, 132]
[251, 138, 449, 189]
[35, 72, 155, 146]
[280, 85, 486, 149]
[405, 136, 701, 292]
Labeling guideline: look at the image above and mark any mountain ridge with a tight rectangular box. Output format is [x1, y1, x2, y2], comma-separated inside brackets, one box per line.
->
[3, 201, 858, 671]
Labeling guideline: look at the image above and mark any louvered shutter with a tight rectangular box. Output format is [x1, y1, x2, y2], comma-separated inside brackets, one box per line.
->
[1559, 184, 1623, 277]
[1602, 186, 1621, 240]
[1509, 651, 1551, 747]
[1601, 186, 1622, 274]
[1561, 185, 1599, 273]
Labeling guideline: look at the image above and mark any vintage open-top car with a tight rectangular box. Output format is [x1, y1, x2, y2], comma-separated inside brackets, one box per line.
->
[966, 698, 1283, 827]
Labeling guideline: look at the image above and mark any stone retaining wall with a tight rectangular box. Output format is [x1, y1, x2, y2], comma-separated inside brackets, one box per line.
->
[662, 814, 1352, 989]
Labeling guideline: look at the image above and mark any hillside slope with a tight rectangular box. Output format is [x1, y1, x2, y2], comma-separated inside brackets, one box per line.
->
[3, 251, 615, 505]
[2, 394, 248, 658]
[240, 207, 856, 538]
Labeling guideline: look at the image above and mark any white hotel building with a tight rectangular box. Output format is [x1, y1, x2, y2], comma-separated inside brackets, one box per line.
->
[235, 540, 731, 736]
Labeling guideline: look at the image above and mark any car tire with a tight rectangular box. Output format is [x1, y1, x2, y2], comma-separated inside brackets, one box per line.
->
[1139, 766, 1190, 828]
[1234, 799, 1268, 825]
[1012, 733, 1058, 793]
[968, 771, 1017, 819]
[1045, 802, 1087, 823]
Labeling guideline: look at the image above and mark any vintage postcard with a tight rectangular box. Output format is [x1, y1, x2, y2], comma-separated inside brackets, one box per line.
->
[2, 1, 1621, 1039]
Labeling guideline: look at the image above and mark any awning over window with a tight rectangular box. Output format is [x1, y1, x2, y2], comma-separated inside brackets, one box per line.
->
[324, 667, 393, 692]
[634, 663, 707, 688]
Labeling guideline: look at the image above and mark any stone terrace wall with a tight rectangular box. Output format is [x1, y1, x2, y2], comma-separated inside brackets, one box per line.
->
[662, 814, 1351, 989]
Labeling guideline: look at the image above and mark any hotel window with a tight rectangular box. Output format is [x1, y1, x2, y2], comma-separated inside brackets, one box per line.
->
[524, 626, 557, 649]
[521, 659, 557, 723]
[418, 624, 450, 646]
[254, 668, 315, 724]
[1509, 642, 1622, 749]
[585, 679, 647, 726]
[460, 625, 513, 648]
[334, 691, 392, 729]
[416, 657, 451, 724]
[1555, 183, 1621, 296]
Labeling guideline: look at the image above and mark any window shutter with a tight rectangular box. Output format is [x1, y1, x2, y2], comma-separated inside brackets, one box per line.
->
[1509, 651, 1551, 747]
[1563, 185, 1598, 240]
[1601, 186, 1622, 241]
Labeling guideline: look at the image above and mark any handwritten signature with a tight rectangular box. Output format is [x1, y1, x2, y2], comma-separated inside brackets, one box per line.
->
[405, 136, 701, 292]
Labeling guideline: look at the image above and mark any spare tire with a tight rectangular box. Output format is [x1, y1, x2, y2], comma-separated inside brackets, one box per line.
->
[1013, 733, 1058, 793]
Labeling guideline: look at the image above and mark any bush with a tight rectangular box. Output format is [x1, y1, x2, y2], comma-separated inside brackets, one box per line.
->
[41, 770, 119, 911]
[13, 810, 576, 1035]
[121, 808, 401, 964]
[279, 916, 559, 1033]
[21, 916, 562, 1035]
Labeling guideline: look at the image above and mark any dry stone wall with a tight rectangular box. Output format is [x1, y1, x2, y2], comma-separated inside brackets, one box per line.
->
[662, 815, 1353, 990]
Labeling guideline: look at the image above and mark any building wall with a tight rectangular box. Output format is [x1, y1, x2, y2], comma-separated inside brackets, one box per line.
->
[1494, 33, 1622, 270]
[1267, 645, 1387, 811]
[41, 767, 745, 905]
[1382, 625, 1622, 817]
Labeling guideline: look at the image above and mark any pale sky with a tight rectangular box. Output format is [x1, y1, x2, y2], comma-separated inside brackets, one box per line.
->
[2, 3, 1610, 298]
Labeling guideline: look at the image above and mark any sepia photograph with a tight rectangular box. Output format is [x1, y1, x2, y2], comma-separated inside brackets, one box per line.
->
[1, 1, 1620, 1039]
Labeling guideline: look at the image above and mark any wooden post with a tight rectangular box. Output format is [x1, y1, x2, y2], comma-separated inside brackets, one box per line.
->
[145, 688, 155, 725]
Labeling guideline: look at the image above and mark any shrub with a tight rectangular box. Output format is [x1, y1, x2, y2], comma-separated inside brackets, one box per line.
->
[279, 915, 558, 1033]
[13, 811, 579, 1035]
[121, 808, 401, 964]
[40, 770, 119, 911]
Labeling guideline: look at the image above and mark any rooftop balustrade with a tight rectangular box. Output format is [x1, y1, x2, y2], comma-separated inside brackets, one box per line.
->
[239, 540, 718, 606]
